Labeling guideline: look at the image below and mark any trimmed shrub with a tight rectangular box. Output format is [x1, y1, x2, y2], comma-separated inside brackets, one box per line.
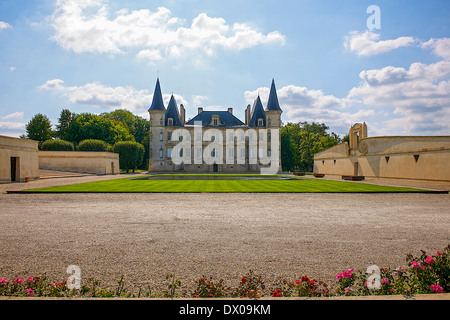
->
[40, 139, 74, 151]
[77, 139, 111, 152]
[113, 141, 145, 173]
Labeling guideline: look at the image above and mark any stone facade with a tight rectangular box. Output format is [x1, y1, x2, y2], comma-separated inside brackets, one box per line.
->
[0, 135, 39, 183]
[314, 123, 450, 182]
[148, 79, 283, 173]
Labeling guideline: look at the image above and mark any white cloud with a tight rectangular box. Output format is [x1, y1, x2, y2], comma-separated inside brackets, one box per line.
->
[0, 121, 25, 130]
[137, 49, 163, 62]
[245, 84, 369, 135]
[0, 112, 24, 120]
[0, 21, 12, 31]
[421, 37, 450, 60]
[192, 95, 208, 106]
[344, 30, 416, 56]
[40, 79, 151, 113]
[39, 79, 188, 115]
[348, 59, 450, 135]
[49, 0, 285, 60]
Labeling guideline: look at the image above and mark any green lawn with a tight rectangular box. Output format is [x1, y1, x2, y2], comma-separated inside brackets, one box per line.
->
[17, 174, 433, 193]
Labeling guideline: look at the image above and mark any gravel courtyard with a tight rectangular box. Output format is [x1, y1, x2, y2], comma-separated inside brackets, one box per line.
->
[0, 175, 449, 294]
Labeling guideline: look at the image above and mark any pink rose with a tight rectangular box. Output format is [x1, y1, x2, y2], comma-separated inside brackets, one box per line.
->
[425, 256, 434, 264]
[26, 288, 35, 297]
[430, 284, 444, 293]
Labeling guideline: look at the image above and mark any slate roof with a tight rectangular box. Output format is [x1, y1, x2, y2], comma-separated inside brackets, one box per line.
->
[266, 79, 282, 112]
[186, 111, 245, 127]
[249, 95, 266, 127]
[148, 78, 166, 111]
[165, 95, 182, 126]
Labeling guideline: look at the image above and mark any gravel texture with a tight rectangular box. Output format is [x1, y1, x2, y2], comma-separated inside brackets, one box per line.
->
[0, 174, 449, 294]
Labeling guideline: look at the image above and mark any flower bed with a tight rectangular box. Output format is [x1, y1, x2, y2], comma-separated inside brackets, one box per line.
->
[1, 245, 448, 298]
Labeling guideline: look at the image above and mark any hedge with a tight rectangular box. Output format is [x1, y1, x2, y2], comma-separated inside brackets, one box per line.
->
[113, 141, 145, 173]
[40, 139, 74, 151]
[77, 139, 111, 152]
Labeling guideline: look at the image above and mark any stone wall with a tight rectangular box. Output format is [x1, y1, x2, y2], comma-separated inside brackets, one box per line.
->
[38, 151, 120, 175]
[0, 135, 39, 183]
[314, 136, 450, 182]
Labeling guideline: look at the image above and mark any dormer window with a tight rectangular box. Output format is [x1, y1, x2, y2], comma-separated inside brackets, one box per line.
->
[168, 118, 173, 126]
[211, 115, 220, 126]
[258, 118, 263, 126]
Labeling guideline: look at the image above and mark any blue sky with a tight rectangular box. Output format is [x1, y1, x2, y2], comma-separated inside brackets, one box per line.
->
[1, 0, 449, 138]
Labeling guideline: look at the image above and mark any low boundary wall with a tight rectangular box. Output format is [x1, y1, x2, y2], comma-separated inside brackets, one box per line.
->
[38, 151, 120, 175]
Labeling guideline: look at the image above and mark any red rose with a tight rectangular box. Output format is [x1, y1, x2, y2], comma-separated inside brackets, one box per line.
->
[241, 277, 246, 284]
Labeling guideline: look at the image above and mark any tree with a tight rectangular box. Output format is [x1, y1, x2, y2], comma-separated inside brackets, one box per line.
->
[101, 109, 149, 143]
[65, 113, 134, 145]
[25, 113, 53, 148]
[281, 121, 342, 172]
[55, 109, 76, 141]
[113, 141, 145, 173]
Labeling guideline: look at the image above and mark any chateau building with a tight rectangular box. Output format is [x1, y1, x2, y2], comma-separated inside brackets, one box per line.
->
[148, 79, 283, 173]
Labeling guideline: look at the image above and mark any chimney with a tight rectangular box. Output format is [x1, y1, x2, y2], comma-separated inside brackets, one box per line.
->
[198, 107, 203, 114]
[227, 108, 233, 114]
[245, 104, 251, 125]
[180, 104, 185, 125]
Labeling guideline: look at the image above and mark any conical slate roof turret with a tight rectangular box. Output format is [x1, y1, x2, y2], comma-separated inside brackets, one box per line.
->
[266, 79, 282, 112]
[249, 95, 266, 127]
[148, 78, 166, 111]
[165, 95, 182, 126]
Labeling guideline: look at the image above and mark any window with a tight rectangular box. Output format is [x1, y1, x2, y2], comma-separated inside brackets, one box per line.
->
[160, 132, 163, 141]
[213, 119, 218, 126]
[268, 119, 271, 127]
[160, 118, 163, 126]
[240, 133, 245, 142]
[259, 132, 264, 141]
[228, 148, 234, 158]
[229, 132, 234, 141]
[258, 118, 263, 126]
[159, 149, 163, 158]
[268, 150, 271, 157]
[168, 118, 173, 126]
[258, 148, 263, 159]
[249, 149, 254, 159]
[167, 132, 172, 141]
[240, 148, 245, 158]
[185, 148, 191, 158]
[196, 133, 202, 141]
[167, 148, 173, 158]
[196, 148, 202, 158]
[268, 132, 271, 142]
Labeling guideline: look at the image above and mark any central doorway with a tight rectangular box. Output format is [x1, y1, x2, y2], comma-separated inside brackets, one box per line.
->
[213, 164, 218, 173]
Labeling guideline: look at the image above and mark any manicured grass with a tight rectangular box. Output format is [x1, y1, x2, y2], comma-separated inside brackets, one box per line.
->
[17, 174, 433, 193]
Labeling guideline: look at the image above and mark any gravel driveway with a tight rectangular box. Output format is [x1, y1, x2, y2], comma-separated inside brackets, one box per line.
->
[0, 174, 449, 294]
